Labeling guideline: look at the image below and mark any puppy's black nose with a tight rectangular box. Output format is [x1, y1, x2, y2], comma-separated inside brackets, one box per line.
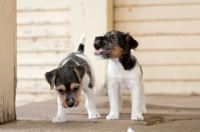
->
[67, 101, 74, 108]
[94, 42, 100, 50]
[94, 37, 102, 50]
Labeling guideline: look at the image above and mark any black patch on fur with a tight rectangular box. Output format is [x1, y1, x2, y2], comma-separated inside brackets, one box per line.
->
[77, 44, 84, 53]
[55, 66, 80, 86]
[60, 53, 94, 88]
[45, 69, 57, 86]
[124, 33, 138, 51]
[119, 54, 137, 70]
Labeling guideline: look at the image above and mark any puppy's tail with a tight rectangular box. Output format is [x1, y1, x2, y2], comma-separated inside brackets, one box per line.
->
[77, 33, 86, 53]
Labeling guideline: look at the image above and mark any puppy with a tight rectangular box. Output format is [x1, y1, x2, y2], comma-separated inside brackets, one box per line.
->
[93, 30, 147, 120]
[45, 34, 101, 123]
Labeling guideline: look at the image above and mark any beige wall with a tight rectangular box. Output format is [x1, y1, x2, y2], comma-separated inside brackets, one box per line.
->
[114, 0, 200, 95]
[70, 0, 113, 94]
[16, 0, 113, 106]
[17, 0, 112, 94]
[17, 0, 71, 94]
[0, 0, 16, 123]
[16, 0, 200, 97]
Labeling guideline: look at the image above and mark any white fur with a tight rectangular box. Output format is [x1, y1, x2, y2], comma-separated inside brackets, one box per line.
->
[52, 53, 100, 123]
[60, 58, 69, 67]
[79, 33, 86, 45]
[106, 58, 147, 120]
[127, 127, 134, 132]
[52, 96, 67, 123]
[82, 74, 100, 119]
[94, 55, 105, 60]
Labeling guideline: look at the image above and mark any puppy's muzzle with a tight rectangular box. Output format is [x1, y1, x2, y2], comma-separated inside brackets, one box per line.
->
[94, 36, 106, 50]
[94, 36, 108, 57]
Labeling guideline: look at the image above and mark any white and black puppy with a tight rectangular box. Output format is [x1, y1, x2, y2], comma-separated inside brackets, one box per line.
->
[45, 34, 101, 123]
[93, 30, 147, 120]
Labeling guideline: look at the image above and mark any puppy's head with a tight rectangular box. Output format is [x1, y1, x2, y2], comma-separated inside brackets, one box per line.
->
[45, 66, 86, 108]
[93, 30, 138, 59]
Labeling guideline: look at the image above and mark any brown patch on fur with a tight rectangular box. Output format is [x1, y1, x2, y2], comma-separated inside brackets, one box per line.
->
[57, 91, 68, 108]
[70, 83, 80, 90]
[55, 84, 66, 90]
[74, 68, 82, 83]
[109, 46, 123, 58]
[74, 86, 82, 107]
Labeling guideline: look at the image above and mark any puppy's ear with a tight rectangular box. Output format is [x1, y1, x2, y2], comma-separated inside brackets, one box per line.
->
[124, 33, 138, 52]
[45, 69, 58, 90]
[73, 66, 86, 83]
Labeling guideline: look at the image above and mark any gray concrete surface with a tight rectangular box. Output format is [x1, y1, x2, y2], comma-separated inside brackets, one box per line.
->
[1, 95, 200, 132]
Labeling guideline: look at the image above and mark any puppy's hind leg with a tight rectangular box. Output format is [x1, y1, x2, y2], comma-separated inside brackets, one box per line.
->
[82, 87, 101, 119]
[52, 95, 67, 123]
[118, 89, 123, 113]
[130, 86, 144, 120]
[141, 80, 147, 114]
[126, 79, 144, 121]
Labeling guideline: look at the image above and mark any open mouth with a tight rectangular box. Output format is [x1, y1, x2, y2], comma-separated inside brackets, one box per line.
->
[94, 48, 106, 56]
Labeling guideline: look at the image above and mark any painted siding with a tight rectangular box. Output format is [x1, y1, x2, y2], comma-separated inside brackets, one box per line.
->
[17, 0, 71, 93]
[114, 0, 200, 95]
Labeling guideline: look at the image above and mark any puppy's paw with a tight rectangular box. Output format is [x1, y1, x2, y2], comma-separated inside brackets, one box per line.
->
[131, 114, 144, 121]
[52, 117, 67, 123]
[106, 113, 119, 120]
[142, 108, 147, 114]
[88, 111, 101, 119]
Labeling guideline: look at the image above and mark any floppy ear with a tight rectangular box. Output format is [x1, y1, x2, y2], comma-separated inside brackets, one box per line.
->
[124, 33, 138, 52]
[45, 69, 58, 90]
[73, 66, 86, 83]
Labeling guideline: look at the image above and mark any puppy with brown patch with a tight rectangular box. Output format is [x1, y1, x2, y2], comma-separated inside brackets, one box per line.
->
[45, 34, 101, 123]
[93, 30, 147, 120]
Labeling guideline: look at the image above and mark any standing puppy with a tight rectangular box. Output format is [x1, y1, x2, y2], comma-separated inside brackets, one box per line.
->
[45, 34, 101, 123]
[93, 30, 147, 120]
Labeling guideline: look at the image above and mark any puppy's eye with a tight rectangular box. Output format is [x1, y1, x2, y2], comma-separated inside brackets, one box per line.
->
[109, 36, 115, 40]
[73, 87, 79, 91]
[58, 89, 64, 93]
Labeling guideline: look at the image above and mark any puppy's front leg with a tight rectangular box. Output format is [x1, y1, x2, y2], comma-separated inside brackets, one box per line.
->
[106, 79, 119, 120]
[83, 87, 101, 119]
[52, 95, 67, 123]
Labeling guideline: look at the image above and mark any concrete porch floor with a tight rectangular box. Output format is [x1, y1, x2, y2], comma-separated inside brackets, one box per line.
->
[1, 95, 200, 132]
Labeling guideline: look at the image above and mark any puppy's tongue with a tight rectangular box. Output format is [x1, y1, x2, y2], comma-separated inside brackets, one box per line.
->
[94, 48, 105, 55]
